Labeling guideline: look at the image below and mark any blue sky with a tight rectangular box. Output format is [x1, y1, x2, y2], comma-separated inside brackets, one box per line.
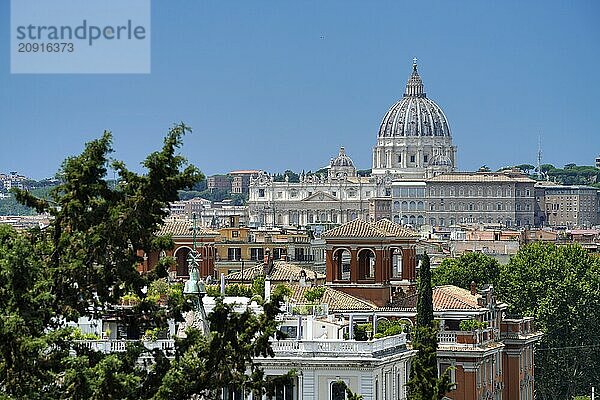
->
[1, 1, 599, 179]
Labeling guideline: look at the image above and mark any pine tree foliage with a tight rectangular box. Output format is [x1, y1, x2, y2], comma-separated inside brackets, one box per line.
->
[0, 124, 291, 399]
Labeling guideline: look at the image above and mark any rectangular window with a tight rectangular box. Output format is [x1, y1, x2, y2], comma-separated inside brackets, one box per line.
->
[424, 154, 428, 163]
[439, 362, 456, 385]
[410, 155, 416, 163]
[250, 248, 264, 261]
[259, 189, 265, 197]
[227, 248, 241, 261]
[269, 380, 294, 400]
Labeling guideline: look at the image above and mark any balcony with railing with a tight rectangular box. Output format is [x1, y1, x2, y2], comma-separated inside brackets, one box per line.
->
[269, 333, 408, 359]
[76, 334, 409, 361]
[437, 328, 496, 348]
[75, 339, 175, 353]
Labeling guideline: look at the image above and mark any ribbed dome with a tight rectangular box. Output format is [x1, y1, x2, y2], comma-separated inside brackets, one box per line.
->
[330, 147, 354, 167]
[378, 60, 451, 138]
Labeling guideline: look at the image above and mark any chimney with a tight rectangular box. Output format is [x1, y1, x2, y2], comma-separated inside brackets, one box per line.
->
[470, 281, 477, 296]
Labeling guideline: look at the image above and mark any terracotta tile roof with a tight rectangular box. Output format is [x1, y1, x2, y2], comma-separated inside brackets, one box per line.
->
[225, 261, 325, 283]
[372, 219, 418, 238]
[382, 285, 482, 311]
[322, 218, 418, 239]
[282, 284, 376, 312]
[156, 219, 220, 237]
[426, 172, 535, 183]
[322, 219, 386, 238]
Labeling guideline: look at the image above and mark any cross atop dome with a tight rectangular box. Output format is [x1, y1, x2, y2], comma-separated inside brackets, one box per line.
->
[405, 59, 425, 98]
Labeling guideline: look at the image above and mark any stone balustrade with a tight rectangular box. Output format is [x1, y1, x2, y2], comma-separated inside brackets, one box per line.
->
[270, 333, 407, 358]
[437, 329, 495, 347]
[75, 339, 175, 353]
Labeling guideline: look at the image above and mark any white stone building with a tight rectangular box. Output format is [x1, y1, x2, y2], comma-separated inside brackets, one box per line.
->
[257, 318, 413, 400]
[248, 147, 382, 229]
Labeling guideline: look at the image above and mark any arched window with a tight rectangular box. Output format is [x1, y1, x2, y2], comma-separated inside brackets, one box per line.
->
[333, 249, 351, 281]
[174, 246, 192, 277]
[409, 201, 416, 211]
[401, 201, 408, 210]
[417, 215, 424, 225]
[417, 201, 424, 211]
[358, 248, 376, 280]
[393, 201, 400, 211]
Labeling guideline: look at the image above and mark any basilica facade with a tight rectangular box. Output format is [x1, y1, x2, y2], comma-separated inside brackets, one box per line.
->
[247, 147, 382, 228]
[248, 61, 535, 229]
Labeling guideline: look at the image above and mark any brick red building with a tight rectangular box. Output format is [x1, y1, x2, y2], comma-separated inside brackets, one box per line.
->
[322, 218, 419, 306]
[322, 218, 543, 400]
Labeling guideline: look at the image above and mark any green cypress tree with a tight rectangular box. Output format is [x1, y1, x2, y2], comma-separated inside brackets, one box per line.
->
[407, 253, 452, 400]
[416, 252, 434, 328]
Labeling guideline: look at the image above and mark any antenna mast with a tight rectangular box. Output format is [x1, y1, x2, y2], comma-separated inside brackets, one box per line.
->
[537, 135, 543, 179]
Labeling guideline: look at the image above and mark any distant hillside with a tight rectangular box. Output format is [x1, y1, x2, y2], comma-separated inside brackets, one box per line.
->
[498, 163, 600, 188]
[0, 185, 57, 216]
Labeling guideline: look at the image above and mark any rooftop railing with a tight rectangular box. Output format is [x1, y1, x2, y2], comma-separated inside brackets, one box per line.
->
[437, 328, 495, 348]
[74, 339, 175, 353]
[269, 333, 408, 358]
